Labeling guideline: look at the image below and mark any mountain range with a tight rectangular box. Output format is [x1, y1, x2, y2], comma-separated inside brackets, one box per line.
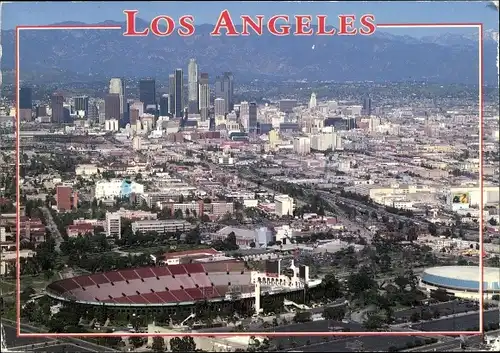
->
[1, 20, 498, 85]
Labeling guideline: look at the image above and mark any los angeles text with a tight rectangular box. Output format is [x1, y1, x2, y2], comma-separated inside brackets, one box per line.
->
[123, 10, 377, 37]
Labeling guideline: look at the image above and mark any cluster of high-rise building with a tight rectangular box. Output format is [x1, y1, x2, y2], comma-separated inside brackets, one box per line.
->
[17, 59, 235, 126]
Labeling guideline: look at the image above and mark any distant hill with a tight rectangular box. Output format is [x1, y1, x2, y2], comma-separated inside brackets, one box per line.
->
[1, 20, 498, 84]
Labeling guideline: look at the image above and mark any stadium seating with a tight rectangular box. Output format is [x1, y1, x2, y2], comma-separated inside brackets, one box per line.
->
[46, 260, 253, 305]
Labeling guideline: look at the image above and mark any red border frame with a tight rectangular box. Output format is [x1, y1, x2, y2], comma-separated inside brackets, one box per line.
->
[14, 22, 485, 339]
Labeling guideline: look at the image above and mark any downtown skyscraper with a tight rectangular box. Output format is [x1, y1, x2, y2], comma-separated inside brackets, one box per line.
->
[139, 79, 156, 108]
[51, 93, 65, 123]
[187, 58, 199, 114]
[168, 74, 175, 115]
[104, 94, 121, 120]
[19, 87, 32, 109]
[248, 102, 258, 134]
[174, 69, 184, 118]
[198, 73, 210, 121]
[74, 96, 89, 116]
[19, 87, 33, 121]
[109, 78, 126, 119]
[215, 72, 234, 114]
[159, 94, 169, 116]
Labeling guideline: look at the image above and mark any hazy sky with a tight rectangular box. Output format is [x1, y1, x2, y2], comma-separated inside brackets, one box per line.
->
[2, 1, 498, 37]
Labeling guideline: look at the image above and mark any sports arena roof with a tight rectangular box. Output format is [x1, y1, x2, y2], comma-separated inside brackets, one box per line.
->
[46, 261, 255, 306]
[421, 266, 500, 292]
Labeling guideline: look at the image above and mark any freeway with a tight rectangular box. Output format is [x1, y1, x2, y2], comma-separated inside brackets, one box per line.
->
[236, 166, 429, 238]
[40, 207, 64, 252]
[236, 169, 374, 238]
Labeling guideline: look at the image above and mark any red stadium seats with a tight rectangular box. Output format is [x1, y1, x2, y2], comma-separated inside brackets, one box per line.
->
[46, 261, 254, 306]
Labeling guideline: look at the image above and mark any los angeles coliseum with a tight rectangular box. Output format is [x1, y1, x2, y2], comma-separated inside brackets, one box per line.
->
[46, 249, 321, 316]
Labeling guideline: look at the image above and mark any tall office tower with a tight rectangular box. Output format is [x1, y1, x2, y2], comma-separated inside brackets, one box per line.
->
[105, 94, 121, 120]
[51, 93, 65, 123]
[363, 97, 372, 116]
[187, 58, 199, 114]
[19, 87, 32, 109]
[168, 74, 175, 115]
[109, 78, 126, 119]
[198, 73, 210, 121]
[74, 96, 89, 116]
[174, 69, 184, 118]
[214, 98, 225, 117]
[19, 87, 33, 121]
[240, 101, 249, 117]
[87, 102, 99, 121]
[160, 94, 169, 116]
[248, 102, 258, 134]
[225, 72, 234, 112]
[139, 79, 156, 108]
[97, 100, 106, 124]
[215, 72, 234, 113]
[35, 105, 47, 118]
[308, 92, 317, 109]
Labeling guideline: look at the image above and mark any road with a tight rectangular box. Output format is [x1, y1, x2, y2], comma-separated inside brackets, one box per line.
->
[41, 207, 64, 252]
[2, 319, 118, 352]
[403, 329, 500, 352]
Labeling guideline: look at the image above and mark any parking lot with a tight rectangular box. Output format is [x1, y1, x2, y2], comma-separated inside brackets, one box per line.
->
[3, 325, 53, 349]
[2, 322, 114, 352]
[32, 343, 97, 352]
[410, 308, 499, 331]
[268, 320, 432, 351]
[394, 300, 479, 320]
[288, 335, 434, 352]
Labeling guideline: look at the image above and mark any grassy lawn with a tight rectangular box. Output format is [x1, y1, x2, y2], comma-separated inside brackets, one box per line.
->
[19, 273, 60, 291]
[2, 299, 17, 320]
[393, 303, 411, 312]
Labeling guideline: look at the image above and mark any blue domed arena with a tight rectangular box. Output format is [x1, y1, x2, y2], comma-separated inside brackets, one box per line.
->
[420, 266, 500, 296]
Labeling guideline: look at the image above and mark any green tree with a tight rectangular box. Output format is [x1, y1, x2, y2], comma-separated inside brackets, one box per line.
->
[363, 314, 385, 330]
[152, 337, 166, 352]
[293, 311, 312, 323]
[394, 275, 410, 291]
[410, 312, 421, 322]
[427, 222, 437, 236]
[129, 337, 146, 348]
[170, 337, 196, 352]
[347, 268, 376, 298]
[322, 306, 346, 321]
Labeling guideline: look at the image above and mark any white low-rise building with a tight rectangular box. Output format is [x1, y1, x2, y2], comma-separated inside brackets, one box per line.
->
[94, 179, 145, 200]
[274, 194, 294, 217]
[75, 164, 101, 177]
[131, 220, 193, 235]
